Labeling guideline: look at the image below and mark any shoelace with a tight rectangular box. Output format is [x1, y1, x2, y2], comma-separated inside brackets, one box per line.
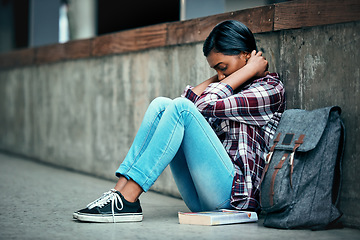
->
[87, 189, 124, 223]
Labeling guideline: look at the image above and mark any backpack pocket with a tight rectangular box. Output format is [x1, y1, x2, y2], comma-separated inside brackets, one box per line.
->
[261, 151, 302, 212]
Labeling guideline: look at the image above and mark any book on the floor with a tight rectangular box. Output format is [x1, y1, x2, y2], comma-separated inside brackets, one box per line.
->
[178, 209, 258, 226]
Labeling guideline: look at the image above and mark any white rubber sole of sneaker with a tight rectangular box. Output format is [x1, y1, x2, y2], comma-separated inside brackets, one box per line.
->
[76, 213, 143, 223]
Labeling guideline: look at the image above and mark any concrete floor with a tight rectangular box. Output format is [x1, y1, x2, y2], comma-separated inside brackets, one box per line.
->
[0, 153, 359, 240]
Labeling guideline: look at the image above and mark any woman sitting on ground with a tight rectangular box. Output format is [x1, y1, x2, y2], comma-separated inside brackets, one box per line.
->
[73, 20, 286, 223]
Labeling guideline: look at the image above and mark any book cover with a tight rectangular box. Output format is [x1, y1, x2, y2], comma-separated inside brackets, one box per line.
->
[178, 209, 258, 226]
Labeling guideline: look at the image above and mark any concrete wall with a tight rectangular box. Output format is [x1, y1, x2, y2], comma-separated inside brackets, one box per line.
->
[0, 21, 359, 228]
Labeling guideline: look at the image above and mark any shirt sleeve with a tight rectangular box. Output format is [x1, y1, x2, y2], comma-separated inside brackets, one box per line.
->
[181, 85, 200, 103]
[193, 75, 285, 126]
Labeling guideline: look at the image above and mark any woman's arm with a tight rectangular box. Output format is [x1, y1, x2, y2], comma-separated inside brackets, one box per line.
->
[191, 75, 219, 96]
[222, 50, 269, 90]
[192, 51, 269, 96]
[194, 74, 284, 126]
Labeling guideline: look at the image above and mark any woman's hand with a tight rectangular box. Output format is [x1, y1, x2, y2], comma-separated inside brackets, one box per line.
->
[246, 50, 269, 78]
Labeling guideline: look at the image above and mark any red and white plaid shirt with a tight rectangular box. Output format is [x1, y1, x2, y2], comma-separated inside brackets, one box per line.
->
[181, 73, 286, 212]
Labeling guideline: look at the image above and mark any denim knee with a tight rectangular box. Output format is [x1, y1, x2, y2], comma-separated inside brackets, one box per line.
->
[172, 97, 197, 111]
[148, 97, 172, 111]
[150, 96, 172, 105]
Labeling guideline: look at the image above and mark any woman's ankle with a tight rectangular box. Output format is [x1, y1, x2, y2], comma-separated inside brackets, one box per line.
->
[114, 176, 128, 192]
[120, 180, 143, 203]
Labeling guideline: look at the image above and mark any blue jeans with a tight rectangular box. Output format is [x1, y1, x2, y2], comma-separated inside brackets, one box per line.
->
[116, 97, 235, 212]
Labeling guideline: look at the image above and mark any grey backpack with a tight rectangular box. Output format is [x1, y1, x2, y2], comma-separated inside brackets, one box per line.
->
[260, 106, 345, 230]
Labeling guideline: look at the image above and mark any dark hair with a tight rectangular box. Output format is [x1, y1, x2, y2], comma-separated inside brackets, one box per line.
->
[203, 20, 257, 57]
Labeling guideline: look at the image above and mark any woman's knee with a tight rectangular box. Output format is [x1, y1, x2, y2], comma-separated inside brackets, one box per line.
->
[149, 97, 172, 110]
[149, 97, 196, 116]
[172, 97, 196, 110]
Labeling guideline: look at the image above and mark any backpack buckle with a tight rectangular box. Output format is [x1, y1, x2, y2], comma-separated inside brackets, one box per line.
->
[289, 152, 294, 166]
[266, 151, 273, 164]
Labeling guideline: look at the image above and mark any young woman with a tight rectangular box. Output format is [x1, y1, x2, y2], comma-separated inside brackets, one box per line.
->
[73, 20, 286, 223]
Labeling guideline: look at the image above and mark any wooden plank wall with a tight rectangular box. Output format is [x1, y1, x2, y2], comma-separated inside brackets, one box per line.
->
[0, 0, 359, 69]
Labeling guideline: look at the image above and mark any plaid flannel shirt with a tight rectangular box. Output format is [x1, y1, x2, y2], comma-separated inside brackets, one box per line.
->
[181, 73, 286, 212]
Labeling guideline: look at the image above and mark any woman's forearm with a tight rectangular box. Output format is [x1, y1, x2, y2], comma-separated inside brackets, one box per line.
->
[191, 66, 257, 96]
[221, 64, 257, 90]
[192, 75, 219, 96]
[192, 51, 269, 95]
[222, 51, 269, 90]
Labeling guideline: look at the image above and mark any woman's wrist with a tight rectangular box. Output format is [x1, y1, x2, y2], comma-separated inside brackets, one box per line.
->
[221, 64, 256, 90]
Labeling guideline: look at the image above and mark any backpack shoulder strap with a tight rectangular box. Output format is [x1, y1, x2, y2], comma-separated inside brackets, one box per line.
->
[260, 133, 281, 184]
[289, 134, 305, 188]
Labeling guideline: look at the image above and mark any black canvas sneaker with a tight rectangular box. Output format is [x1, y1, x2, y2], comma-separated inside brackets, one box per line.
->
[73, 189, 143, 223]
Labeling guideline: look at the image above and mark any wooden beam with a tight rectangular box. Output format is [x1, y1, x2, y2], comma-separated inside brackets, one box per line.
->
[0, 48, 34, 69]
[274, 0, 360, 30]
[35, 44, 65, 65]
[92, 24, 167, 57]
[64, 39, 92, 60]
[167, 5, 274, 46]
